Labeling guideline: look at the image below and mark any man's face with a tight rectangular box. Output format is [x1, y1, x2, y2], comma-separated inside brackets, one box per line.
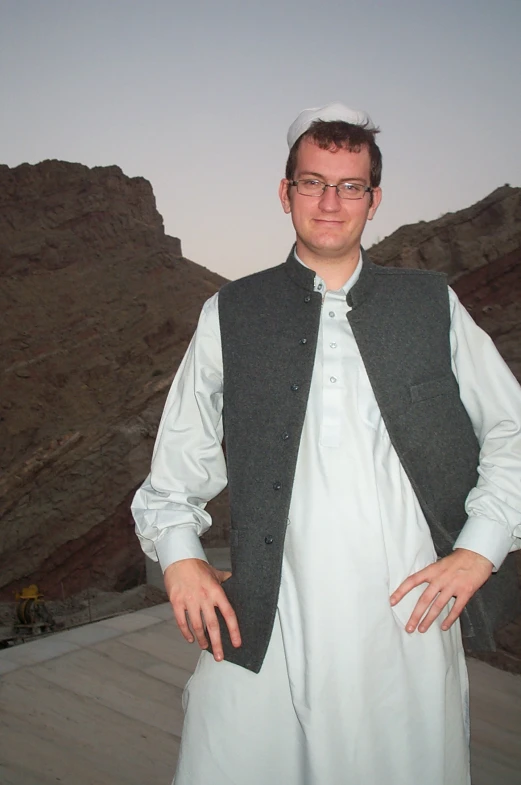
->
[279, 138, 382, 263]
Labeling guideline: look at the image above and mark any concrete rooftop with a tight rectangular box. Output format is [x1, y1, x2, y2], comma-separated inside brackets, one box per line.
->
[1, 601, 520, 785]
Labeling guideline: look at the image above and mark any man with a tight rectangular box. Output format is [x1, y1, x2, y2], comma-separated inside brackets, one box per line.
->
[132, 103, 521, 785]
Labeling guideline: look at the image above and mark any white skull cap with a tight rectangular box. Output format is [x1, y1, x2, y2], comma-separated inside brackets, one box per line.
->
[287, 102, 376, 149]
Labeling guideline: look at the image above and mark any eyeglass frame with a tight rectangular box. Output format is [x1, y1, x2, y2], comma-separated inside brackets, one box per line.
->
[288, 179, 373, 200]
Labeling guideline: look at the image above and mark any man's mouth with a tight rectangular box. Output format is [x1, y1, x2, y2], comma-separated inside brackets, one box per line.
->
[313, 219, 343, 225]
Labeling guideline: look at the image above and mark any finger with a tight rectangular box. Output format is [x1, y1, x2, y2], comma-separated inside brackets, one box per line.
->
[217, 596, 241, 648]
[441, 597, 468, 631]
[390, 568, 431, 605]
[186, 602, 209, 650]
[404, 585, 441, 632]
[203, 591, 242, 659]
[417, 590, 455, 633]
[201, 604, 225, 661]
[173, 604, 195, 644]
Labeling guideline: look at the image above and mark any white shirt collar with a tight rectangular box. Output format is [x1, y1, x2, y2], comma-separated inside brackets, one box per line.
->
[293, 248, 363, 296]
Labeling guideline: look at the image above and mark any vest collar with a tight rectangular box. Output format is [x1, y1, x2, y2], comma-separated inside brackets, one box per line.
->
[283, 247, 316, 292]
[348, 249, 379, 309]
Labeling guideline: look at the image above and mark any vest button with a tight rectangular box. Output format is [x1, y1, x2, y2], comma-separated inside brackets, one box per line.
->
[272, 481, 281, 490]
[290, 383, 299, 391]
[299, 338, 307, 345]
[264, 535, 274, 545]
[304, 295, 311, 303]
[281, 431, 289, 441]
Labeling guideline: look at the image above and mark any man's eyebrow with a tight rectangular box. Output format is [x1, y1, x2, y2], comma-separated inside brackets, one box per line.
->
[297, 171, 326, 179]
[297, 171, 367, 183]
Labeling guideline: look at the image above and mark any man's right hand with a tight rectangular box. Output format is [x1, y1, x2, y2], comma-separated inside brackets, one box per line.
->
[163, 558, 241, 662]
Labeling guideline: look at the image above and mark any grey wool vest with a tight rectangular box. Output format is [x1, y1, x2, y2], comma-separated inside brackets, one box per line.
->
[215, 250, 520, 673]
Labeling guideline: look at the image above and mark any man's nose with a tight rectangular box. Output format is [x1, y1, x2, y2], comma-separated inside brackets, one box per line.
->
[318, 185, 342, 211]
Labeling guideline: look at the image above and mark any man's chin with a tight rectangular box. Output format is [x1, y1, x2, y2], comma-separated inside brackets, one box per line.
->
[309, 238, 351, 256]
[296, 230, 361, 260]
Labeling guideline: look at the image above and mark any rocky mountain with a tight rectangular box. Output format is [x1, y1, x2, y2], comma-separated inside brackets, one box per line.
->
[0, 160, 228, 600]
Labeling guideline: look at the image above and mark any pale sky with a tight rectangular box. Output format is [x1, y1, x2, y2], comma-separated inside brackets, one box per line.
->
[1, 0, 520, 280]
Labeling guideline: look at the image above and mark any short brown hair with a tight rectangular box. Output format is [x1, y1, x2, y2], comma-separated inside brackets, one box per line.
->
[285, 119, 382, 188]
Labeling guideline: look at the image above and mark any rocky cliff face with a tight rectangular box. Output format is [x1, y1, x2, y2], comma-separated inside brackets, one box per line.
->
[369, 185, 521, 278]
[0, 160, 228, 600]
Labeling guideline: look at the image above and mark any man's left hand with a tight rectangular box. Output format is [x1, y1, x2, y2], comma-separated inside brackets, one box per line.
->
[390, 548, 493, 634]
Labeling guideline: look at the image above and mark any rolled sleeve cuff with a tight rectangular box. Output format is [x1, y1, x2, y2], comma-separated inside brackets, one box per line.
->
[453, 517, 515, 571]
[154, 525, 209, 573]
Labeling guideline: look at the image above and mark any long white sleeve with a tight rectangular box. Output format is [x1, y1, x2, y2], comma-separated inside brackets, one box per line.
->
[131, 293, 226, 572]
[449, 288, 521, 568]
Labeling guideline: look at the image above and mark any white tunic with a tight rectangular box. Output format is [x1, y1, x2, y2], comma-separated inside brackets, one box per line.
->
[132, 258, 521, 785]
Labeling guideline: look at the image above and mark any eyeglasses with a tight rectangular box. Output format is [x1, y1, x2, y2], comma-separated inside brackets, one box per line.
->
[289, 179, 372, 200]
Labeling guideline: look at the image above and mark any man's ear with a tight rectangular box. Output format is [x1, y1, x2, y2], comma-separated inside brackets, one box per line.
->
[367, 187, 382, 221]
[279, 179, 292, 214]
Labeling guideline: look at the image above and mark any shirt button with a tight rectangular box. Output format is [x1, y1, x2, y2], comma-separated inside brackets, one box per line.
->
[304, 295, 311, 303]
[330, 342, 337, 349]
[330, 376, 337, 383]
[290, 383, 300, 391]
[299, 338, 307, 345]
[317, 283, 323, 291]
[329, 311, 335, 318]
[265, 535, 274, 545]
[281, 431, 289, 441]
[273, 481, 281, 490]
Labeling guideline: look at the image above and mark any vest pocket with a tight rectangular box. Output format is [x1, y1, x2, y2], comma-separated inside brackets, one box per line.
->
[410, 375, 457, 403]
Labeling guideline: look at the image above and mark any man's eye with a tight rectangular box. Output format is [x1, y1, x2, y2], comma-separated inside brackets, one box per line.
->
[302, 179, 321, 187]
[340, 183, 361, 192]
